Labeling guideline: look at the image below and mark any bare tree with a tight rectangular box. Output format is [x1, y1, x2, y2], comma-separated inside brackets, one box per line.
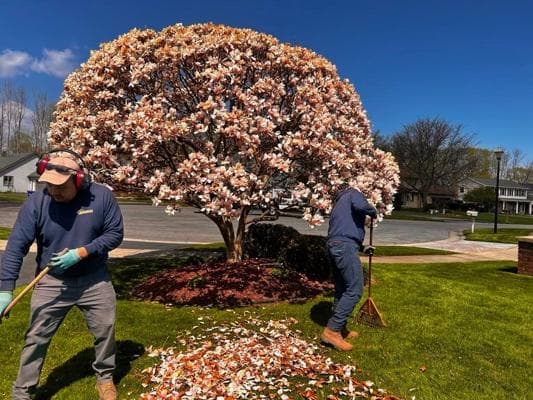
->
[0, 81, 28, 154]
[371, 130, 391, 152]
[464, 147, 532, 184]
[11, 87, 27, 153]
[0, 89, 5, 154]
[505, 150, 533, 184]
[8, 130, 33, 153]
[510, 161, 533, 184]
[0, 82, 15, 154]
[32, 92, 55, 152]
[468, 147, 493, 178]
[390, 118, 477, 208]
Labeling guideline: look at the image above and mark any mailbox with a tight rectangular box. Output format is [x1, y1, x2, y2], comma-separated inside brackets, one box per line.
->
[466, 210, 479, 217]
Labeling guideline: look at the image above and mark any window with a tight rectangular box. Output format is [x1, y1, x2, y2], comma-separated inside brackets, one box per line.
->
[459, 186, 465, 194]
[3, 176, 13, 187]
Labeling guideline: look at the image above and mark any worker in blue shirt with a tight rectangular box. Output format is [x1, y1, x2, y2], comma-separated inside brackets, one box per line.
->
[0, 150, 123, 400]
[321, 185, 379, 351]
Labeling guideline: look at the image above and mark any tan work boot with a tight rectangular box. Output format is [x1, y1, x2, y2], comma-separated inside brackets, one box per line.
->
[320, 327, 353, 351]
[96, 380, 117, 400]
[342, 326, 359, 340]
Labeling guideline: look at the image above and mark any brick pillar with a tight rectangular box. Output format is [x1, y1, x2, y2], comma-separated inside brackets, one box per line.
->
[517, 237, 533, 276]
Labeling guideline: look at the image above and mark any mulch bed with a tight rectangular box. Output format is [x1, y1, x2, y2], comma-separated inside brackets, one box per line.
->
[131, 258, 333, 307]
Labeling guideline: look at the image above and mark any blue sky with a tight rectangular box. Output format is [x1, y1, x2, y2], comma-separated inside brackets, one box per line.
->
[1, 0, 532, 160]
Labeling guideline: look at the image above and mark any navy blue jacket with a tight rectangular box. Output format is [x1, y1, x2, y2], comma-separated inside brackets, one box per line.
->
[327, 188, 377, 245]
[0, 183, 124, 291]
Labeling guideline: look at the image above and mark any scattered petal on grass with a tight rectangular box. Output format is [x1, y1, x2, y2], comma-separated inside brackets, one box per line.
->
[140, 316, 399, 399]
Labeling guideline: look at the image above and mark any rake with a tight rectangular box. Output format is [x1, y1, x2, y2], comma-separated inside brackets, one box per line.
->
[1, 249, 67, 323]
[356, 219, 386, 327]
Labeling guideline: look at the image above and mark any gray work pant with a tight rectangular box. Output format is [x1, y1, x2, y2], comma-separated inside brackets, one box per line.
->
[12, 269, 116, 400]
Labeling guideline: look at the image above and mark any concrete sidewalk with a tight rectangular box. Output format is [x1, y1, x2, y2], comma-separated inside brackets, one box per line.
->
[372, 247, 517, 263]
[372, 234, 517, 263]
[0, 240, 160, 258]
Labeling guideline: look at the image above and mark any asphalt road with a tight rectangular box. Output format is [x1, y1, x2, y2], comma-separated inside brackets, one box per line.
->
[0, 201, 526, 287]
[1, 202, 476, 245]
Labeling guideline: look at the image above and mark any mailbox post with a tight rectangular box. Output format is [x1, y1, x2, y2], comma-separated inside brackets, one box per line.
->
[466, 210, 479, 233]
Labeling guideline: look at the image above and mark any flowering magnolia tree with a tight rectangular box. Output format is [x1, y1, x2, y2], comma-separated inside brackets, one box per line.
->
[49, 23, 399, 262]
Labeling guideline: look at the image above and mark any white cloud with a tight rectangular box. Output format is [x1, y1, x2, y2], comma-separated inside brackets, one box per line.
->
[0, 48, 76, 78]
[0, 49, 32, 77]
[31, 48, 76, 78]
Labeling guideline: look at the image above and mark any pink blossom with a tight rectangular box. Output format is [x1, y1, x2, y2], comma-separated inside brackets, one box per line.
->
[49, 23, 399, 260]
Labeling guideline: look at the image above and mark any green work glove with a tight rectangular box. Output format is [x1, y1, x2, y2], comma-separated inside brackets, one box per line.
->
[50, 249, 82, 272]
[0, 291, 13, 316]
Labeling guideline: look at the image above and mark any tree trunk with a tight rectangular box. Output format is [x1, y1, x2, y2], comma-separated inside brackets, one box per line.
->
[207, 207, 250, 263]
[421, 191, 429, 209]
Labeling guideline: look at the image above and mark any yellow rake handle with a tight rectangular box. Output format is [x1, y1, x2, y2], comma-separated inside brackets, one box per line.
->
[1, 266, 51, 319]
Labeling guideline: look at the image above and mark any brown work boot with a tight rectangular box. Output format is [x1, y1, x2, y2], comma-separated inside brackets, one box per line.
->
[320, 327, 353, 351]
[96, 380, 117, 400]
[342, 326, 359, 340]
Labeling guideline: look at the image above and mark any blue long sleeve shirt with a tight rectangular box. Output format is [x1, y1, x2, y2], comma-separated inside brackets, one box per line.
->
[0, 183, 124, 291]
[327, 188, 377, 246]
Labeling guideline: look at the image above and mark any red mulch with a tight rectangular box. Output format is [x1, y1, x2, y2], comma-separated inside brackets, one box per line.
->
[131, 258, 333, 307]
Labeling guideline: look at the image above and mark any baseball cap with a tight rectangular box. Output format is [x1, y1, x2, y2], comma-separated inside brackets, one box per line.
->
[38, 156, 80, 185]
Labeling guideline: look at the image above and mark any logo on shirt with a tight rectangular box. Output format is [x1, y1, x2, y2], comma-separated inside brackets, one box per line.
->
[77, 209, 94, 216]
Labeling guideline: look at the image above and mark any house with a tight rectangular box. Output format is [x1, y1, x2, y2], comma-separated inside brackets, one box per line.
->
[397, 180, 456, 209]
[0, 153, 41, 193]
[458, 177, 533, 215]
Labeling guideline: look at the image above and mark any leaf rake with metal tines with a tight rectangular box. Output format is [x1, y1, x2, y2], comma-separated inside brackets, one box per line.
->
[356, 220, 386, 327]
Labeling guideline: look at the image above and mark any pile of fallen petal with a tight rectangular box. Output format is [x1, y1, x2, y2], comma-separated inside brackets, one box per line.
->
[140, 315, 399, 399]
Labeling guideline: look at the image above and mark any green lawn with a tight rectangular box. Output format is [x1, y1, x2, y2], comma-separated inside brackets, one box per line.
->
[0, 259, 530, 399]
[0, 192, 27, 203]
[464, 228, 533, 243]
[389, 209, 533, 225]
[372, 245, 455, 256]
[0, 227, 11, 240]
[385, 209, 449, 222]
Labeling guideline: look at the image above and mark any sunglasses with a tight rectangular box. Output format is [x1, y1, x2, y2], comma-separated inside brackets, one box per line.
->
[45, 163, 77, 174]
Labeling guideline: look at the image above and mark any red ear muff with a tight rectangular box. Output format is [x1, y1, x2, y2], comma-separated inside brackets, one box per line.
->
[36, 156, 50, 175]
[36, 149, 92, 190]
[75, 170, 85, 190]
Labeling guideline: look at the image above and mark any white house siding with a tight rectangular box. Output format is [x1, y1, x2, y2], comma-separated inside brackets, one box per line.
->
[458, 178, 533, 215]
[0, 156, 39, 193]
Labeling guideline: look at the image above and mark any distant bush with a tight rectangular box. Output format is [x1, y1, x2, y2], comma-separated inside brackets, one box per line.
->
[464, 186, 495, 211]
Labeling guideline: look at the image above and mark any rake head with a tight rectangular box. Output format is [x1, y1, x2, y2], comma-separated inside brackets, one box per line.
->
[356, 297, 386, 327]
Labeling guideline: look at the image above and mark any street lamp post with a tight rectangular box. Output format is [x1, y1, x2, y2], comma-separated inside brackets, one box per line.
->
[493, 149, 504, 233]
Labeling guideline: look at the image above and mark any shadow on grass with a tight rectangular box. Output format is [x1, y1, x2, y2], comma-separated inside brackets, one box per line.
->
[109, 250, 226, 299]
[109, 256, 184, 299]
[310, 300, 333, 327]
[499, 265, 518, 274]
[34, 340, 144, 400]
